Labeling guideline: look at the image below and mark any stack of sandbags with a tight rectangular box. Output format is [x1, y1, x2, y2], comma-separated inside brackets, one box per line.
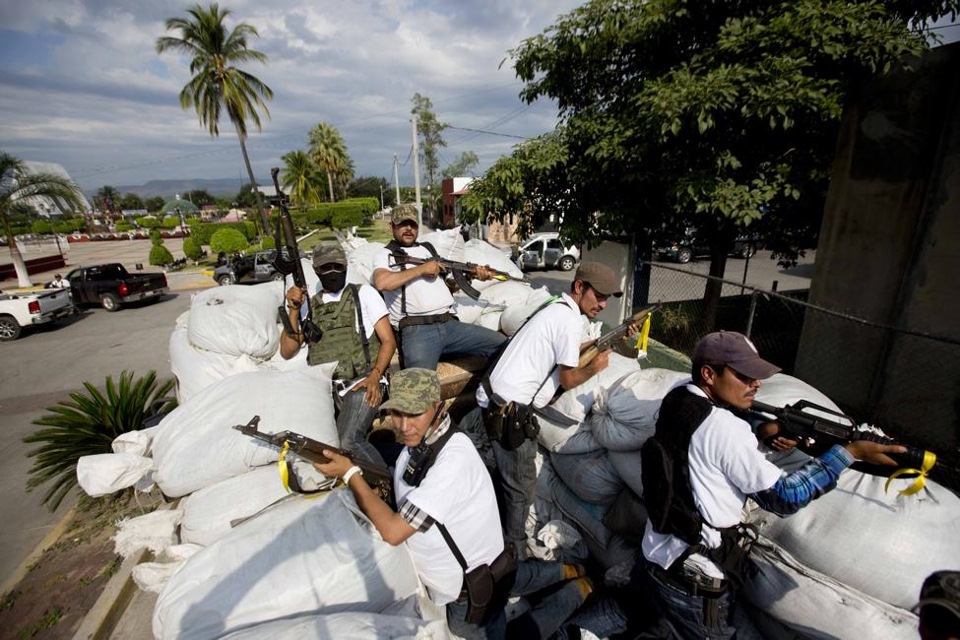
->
[152, 490, 421, 640]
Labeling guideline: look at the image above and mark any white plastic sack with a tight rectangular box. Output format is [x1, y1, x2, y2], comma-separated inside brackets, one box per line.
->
[151, 365, 337, 498]
[498, 287, 554, 336]
[451, 292, 491, 325]
[419, 228, 465, 262]
[607, 449, 645, 498]
[536, 415, 601, 454]
[187, 283, 283, 359]
[111, 425, 161, 456]
[747, 470, 960, 610]
[179, 465, 293, 547]
[464, 239, 523, 278]
[76, 452, 155, 497]
[477, 280, 534, 309]
[589, 369, 689, 452]
[169, 328, 262, 403]
[133, 544, 203, 593]
[755, 373, 842, 412]
[113, 507, 184, 559]
[344, 240, 386, 286]
[216, 611, 448, 640]
[477, 308, 503, 332]
[551, 353, 642, 425]
[742, 539, 918, 639]
[549, 450, 624, 506]
[153, 490, 420, 640]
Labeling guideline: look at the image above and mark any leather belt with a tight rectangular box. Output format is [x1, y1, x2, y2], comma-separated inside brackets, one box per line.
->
[398, 313, 456, 330]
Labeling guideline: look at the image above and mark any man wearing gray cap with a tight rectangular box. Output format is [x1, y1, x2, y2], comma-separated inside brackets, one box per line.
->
[315, 368, 591, 639]
[281, 241, 397, 468]
[638, 330, 906, 639]
[372, 204, 505, 370]
[479, 260, 632, 557]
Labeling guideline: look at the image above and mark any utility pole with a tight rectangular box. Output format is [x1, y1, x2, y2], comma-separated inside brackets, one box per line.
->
[393, 153, 401, 206]
[411, 115, 422, 227]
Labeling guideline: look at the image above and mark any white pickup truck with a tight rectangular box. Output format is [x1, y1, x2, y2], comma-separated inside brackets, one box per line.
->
[0, 288, 75, 341]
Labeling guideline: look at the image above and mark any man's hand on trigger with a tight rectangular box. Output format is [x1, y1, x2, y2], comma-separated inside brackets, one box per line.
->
[589, 348, 612, 375]
[314, 449, 352, 479]
[472, 264, 494, 281]
[285, 285, 306, 309]
[419, 260, 443, 279]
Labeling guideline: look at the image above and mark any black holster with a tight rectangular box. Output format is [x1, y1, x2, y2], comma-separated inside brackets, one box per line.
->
[463, 542, 518, 624]
[482, 402, 539, 451]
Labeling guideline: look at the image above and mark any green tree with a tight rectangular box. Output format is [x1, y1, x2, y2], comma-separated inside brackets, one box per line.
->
[95, 185, 121, 213]
[235, 184, 258, 208]
[186, 189, 216, 207]
[31, 219, 53, 234]
[411, 93, 447, 190]
[210, 226, 249, 254]
[150, 244, 175, 266]
[281, 149, 323, 207]
[467, 0, 957, 325]
[1, 152, 84, 287]
[443, 151, 479, 178]
[308, 122, 349, 203]
[120, 193, 145, 211]
[183, 235, 204, 261]
[348, 175, 390, 203]
[145, 196, 166, 212]
[24, 371, 176, 510]
[156, 3, 273, 234]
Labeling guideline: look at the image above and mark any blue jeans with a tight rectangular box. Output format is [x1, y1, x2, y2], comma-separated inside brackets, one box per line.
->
[334, 382, 386, 470]
[492, 438, 537, 553]
[638, 556, 736, 640]
[446, 560, 585, 640]
[401, 319, 505, 370]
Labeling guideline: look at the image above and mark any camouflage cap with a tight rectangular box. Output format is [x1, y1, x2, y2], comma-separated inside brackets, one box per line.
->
[380, 367, 440, 415]
[391, 204, 419, 226]
[311, 242, 346, 269]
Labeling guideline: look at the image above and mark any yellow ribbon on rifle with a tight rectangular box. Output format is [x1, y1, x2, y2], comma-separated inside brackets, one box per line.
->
[884, 450, 937, 496]
[636, 314, 652, 353]
[278, 441, 293, 493]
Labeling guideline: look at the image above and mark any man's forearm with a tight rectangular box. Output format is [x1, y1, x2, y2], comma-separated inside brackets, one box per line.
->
[345, 473, 413, 545]
[278, 308, 303, 359]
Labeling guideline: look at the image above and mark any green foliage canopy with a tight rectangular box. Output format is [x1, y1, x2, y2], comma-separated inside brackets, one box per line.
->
[210, 226, 250, 253]
[150, 244, 175, 266]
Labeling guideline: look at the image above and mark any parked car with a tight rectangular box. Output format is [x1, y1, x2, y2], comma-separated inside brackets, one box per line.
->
[0, 288, 74, 341]
[212, 249, 303, 286]
[65, 263, 168, 311]
[656, 229, 758, 264]
[513, 232, 581, 272]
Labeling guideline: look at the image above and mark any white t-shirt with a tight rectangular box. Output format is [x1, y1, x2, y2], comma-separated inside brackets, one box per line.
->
[306, 282, 388, 339]
[373, 243, 455, 327]
[394, 430, 503, 605]
[484, 293, 582, 408]
[642, 384, 782, 574]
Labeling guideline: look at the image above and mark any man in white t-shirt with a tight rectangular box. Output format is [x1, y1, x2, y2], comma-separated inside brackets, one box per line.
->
[372, 204, 505, 370]
[281, 242, 396, 468]
[315, 368, 592, 638]
[638, 331, 905, 639]
[479, 261, 630, 555]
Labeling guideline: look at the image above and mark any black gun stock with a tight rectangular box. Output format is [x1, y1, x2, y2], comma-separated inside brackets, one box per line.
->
[749, 399, 945, 492]
[270, 168, 321, 343]
[234, 415, 394, 503]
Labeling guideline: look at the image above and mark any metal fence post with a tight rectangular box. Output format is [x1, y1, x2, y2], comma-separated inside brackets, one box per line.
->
[745, 290, 759, 338]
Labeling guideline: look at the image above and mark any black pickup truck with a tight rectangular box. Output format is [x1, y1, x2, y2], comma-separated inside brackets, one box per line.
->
[65, 263, 169, 311]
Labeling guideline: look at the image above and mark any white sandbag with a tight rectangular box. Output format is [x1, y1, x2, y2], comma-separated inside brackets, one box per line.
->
[187, 284, 283, 359]
[755, 372, 842, 412]
[152, 365, 337, 498]
[742, 539, 918, 639]
[477, 308, 503, 332]
[344, 240, 386, 286]
[477, 279, 534, 308]
[541, 456, 611, 548]
[216, 611, 448, 640]
[498, 286, 554, 336]
[551, 353, 642, 425]
[179, 465, 292, 547]
[537, 415, 601, 454]
[550, 450, 624, 506]
[589, 369, 689, 452]
[464, 239, 523, 277]
[133, 544, 203, 593]
[153, 490, 420, 640]
[419, 228, 465, 261]
[607, 449, 644, 498]
[114, 507, 183, 559]
[747, 470, 960, 610]
[257, 340, 310, 372]
[111, 425, 160, 456]
[169, 328, 262, 403]
[76, 452, 155, 497]
[451, 292, 490, 325]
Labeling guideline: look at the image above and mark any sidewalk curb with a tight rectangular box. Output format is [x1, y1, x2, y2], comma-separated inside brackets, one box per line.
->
[71, 548, 152, 640]
[0, 507, 76, 597]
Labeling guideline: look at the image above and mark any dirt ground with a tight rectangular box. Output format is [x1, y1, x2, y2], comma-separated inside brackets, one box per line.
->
[0, 492, 165, 640]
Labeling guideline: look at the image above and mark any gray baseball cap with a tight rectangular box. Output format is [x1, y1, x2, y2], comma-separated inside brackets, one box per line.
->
[311, 242, 346, 269]
[574, 261, 623, 297]
[391, 204, 419, 226]
[692, 331, 781, 380]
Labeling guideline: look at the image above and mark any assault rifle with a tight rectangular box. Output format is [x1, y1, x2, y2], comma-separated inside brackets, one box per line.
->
[577, 304, 659, 368]
[748, 399, 947, 492]
[388, 252, 525, 300]
[270, 167, 321, 343]
[234, 415, 394, 504]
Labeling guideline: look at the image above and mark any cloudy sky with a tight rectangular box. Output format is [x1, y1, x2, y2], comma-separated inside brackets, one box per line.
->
[0, 0, 585, 194]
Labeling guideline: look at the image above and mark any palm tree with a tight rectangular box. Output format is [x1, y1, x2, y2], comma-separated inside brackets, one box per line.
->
[1, 152, 85, 288]
[95, 185, 121, 214]
[308, 122, 349, 203]
[156, 3, 273, 234]
[280, 150, 323, 208]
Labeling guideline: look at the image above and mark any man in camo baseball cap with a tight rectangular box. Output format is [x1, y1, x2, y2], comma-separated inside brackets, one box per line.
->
[380, 367, 440, 415]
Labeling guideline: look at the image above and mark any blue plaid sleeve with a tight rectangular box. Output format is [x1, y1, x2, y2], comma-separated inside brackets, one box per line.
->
[750, 445, 854, 516]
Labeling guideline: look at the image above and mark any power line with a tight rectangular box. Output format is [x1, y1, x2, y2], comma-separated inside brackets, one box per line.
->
[445, 126, 532, 140]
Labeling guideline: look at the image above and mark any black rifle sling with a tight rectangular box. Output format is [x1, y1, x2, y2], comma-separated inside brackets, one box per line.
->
[385, 240, 440, 316]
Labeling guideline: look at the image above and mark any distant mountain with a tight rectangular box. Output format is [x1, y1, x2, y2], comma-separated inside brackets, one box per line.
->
[89, 177, 263, 200]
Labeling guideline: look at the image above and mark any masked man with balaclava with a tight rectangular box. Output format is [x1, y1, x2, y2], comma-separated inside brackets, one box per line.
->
[281, 241, 397, 468]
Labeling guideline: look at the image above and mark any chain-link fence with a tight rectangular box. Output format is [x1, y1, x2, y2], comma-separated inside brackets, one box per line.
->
[641, 261, 960, 491]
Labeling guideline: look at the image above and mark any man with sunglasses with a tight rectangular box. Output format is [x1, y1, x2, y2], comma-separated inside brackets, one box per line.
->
[477, 261, 629, 557]
[638, 331, 906, 639]
[281, 242, 397, 468]
[372, 204, 505, 370]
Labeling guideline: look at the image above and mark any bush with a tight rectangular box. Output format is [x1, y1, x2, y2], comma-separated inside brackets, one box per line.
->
[258, 236, 276, 250]
[31, 220, 52, 234]
[149, 228, 163, 245]
[183, 236, 204, 261]
[332, 209, 364, 230]
[115, 221, 133, 232]
[149, 244, 174, 266]
[193, 221, 257, 245]
[54, 220, 84, 234]
[136, 217, 160, 228]
[161, 217, 181, 230]
[210, 227, 250, 254]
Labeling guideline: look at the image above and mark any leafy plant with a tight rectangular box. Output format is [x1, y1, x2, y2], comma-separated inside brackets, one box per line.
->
[210, 227, 250, 254]
[182, 235, 204, 261]
[23, 371, 177, 511]
[149, 244, 174, 266]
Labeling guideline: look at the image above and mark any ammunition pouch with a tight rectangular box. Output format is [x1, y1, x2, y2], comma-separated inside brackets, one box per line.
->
[462, 542, 518, 624]
[482, 401, 539, 451]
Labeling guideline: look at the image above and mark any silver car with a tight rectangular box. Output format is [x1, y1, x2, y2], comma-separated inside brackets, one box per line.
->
[514, 232, 581, 272]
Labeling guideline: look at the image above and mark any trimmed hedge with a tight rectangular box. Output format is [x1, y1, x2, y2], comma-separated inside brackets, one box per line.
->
[183, 236, 204, 261]
[210, 227, 250, 254]
[149, 244, 174, 266]
[193, 221, 257, 245]
[303, 198, 378, 228]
